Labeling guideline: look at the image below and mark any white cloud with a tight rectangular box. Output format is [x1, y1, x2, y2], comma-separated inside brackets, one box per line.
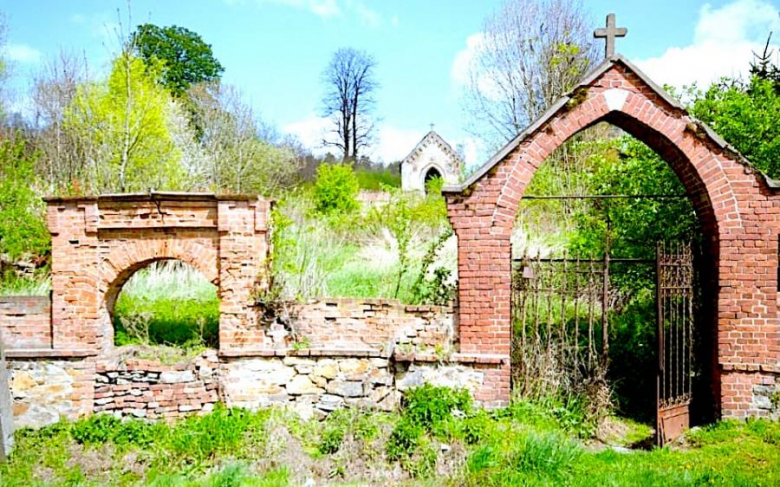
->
[368, 125, 425, 163]
[227, 0, 381, 24]
[283, 114, 331, 152]
[451, 33, 484, 88]
[4, 43, 42, 64]
[635, 0, 780, 89]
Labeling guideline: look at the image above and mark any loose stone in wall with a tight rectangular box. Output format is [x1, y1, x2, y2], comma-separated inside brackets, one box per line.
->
[220, 356, 399, 419]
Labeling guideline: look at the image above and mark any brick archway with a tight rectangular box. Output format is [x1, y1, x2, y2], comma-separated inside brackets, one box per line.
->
[444, 56, 780, 416]
[100, 239, 220, 344]
[45, 193, 271, 353]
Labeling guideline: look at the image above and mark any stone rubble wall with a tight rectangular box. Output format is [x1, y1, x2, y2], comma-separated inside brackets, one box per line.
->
[0, 296, 51, 349]
[9, 358, 96, 428]
[94, 352, 219, 419]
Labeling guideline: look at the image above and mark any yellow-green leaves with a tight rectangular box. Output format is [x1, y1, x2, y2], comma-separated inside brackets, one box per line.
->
[65, 53, 184, 193]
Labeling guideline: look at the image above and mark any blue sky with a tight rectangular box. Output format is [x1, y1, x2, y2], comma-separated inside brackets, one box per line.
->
[2, 0, 779, 165]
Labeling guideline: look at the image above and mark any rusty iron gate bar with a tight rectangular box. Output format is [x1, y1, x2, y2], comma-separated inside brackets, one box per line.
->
[511, 253, 656, 398]
[655, 241, 695, 447]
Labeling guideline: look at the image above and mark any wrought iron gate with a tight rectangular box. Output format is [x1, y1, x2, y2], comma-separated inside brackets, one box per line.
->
[512, 241, 697, 447]
[655, 242, 695, 447]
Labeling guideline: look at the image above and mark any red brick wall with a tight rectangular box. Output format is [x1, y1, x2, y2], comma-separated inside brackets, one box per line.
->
[45, 194, 271, 354]
[444, 61, 780, 414]
[0, 296, 51, 349]
[270, 298, 455, 352]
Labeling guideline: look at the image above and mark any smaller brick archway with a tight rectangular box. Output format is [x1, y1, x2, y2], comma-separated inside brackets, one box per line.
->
[443, 56, 780, 417]
[45, 193, 271, 353]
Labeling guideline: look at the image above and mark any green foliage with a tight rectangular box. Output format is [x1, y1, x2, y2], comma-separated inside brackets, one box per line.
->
[71, 414, 121, 444]
[134, 23, 224, 96]
[403, 383, 472, 431]
[354, 167, 400, 190]
[2, 403, 780, 486]
[386, 417, 424, 461]
[313, 163, 359, 214]
[409, 227, 455, 305]
[387, 385, 472, 464]
[0, 138, 50, 261]
[691, 76, 780, 178]
[65, 53, 184, 193]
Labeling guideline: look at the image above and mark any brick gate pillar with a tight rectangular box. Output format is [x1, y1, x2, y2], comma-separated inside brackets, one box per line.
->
[217, 197, 271, 352]
[47, 198, 103, 350]
[447, 197, 512, 407]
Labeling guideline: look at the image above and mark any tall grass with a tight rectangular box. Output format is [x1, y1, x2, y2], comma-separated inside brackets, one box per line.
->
[0, 271, 50, 296]
[272, 190, 454, 303]
[114, 261, 219, 349]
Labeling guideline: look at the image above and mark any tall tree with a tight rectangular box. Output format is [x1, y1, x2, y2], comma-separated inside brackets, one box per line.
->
[133, 24, 224, 96]
[462, 0, 597, 149]
[321, 48, 378, 161]
[64, 52, 183, 193]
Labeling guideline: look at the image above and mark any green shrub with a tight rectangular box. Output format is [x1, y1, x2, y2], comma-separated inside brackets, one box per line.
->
[403, 384, 472, 431]
[386, 418, 424, 461]
[318, 427, 345, 455]
[387, 385, 473, 462]
[0, 138, 50, 262]
[313, 163, 359, 215]
[71, 414, 122, 445]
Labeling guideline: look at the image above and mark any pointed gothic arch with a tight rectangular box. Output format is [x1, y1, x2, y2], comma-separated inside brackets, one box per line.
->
[443, 56, 780, 417]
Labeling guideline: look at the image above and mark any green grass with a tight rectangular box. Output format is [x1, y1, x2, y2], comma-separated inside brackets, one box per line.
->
[1, 390, 779, 487]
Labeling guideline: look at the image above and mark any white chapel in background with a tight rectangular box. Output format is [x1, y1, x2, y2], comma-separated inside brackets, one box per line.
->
[400, 129, 463, 193]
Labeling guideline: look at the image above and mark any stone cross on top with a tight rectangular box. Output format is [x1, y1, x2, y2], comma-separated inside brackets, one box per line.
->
[594, 13, 627, 59]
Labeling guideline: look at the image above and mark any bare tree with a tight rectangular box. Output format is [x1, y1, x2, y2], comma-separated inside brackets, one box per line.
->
[321, 48, 378, 161]
[31, 50, 90, 191]
[187, 81, 300, 195]
[463, 0, 597, 149]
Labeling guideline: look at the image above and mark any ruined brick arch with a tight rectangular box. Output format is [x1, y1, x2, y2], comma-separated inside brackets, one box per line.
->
[443, 57, 780, 416]
[45, 193, 271, 354]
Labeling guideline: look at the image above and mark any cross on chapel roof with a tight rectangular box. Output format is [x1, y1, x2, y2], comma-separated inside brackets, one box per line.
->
[594, 13, 627, 59]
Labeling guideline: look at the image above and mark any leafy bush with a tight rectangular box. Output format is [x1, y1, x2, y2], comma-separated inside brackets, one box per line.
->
[0, 138, 50, 262]
[313, 163, 359, 214]
[403, 384, 472, 431]
[71, 414, 122, 445]
[387, 385, 472, 462]
[386, 417, 424, 461]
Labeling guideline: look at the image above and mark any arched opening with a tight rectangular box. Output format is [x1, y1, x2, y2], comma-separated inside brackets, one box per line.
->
[107, 259, 220, 351]
[423, 166, 443, 193]
[509, 118, 716, 442]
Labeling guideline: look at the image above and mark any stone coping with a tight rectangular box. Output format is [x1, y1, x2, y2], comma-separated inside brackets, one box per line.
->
[5, 348, 99, 359]
[258, 297, 455, 313]
[219, 347, 385, 358]
[393, 351, 508, 365]
[43, 191, 263, 204]
[0, 295, 51, 304]
[721, 363, 780, 373]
